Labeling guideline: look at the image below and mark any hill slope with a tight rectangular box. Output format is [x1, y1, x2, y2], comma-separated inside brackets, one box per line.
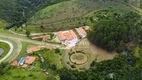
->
[0, 0, 68, 28]
[23, 0, 141, 32]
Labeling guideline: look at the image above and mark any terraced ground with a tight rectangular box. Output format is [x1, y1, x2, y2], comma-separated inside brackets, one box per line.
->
[22, 0, 138, 32]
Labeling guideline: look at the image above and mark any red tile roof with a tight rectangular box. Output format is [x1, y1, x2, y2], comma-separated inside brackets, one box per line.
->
[27, 46, 42, 53]
[58, 30, 77, 41]
[78, 27, 87, 35]
[69, 30, 77, 38]
[25, 56, 36, 64]
[58, 31, 66, 40]
[64, 31, 73, 40]
[46, 46, 52, 50]
[32, 35, 50, 40]
[11, 61, 18, 67]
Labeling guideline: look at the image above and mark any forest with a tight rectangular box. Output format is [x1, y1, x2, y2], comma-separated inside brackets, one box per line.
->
[88, 12, 142, 52]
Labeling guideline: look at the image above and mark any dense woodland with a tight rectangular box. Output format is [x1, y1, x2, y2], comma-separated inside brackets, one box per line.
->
[0, 0, 69, 29]
[88, 12, 142, 52]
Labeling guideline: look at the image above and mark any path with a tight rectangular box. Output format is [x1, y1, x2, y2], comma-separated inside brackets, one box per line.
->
[0, 32, 64, 62]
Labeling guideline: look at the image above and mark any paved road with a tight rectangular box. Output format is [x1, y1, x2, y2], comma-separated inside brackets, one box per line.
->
[0, 39, 14, 63]
[0, 34, 61, 47]
[0, 33, 63, 63]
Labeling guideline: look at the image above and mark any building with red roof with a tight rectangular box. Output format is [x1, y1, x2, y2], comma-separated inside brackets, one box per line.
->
[25, 56, 36, 64]
[76, 27, 87, 38]
[11, 56, 36, 68]
[27, 46, 42, 53]
[11, 61, 18, 67]
[58, 31, 66, 41]
[57, 30, 79, 48]
[32, 35, 50, 40]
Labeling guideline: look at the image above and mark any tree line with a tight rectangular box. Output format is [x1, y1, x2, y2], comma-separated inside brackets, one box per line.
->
[58, 53, 142, 80]
[88, 12, 142, 52]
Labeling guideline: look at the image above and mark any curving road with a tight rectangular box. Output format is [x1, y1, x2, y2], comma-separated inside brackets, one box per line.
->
[0, 33, 64, 63]
[0, 39, 14, 63]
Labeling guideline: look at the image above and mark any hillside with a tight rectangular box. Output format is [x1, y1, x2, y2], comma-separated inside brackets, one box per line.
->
[28, 0, 140, 24]
[0, 0, 68, 29]
[24, 0, 141, 32]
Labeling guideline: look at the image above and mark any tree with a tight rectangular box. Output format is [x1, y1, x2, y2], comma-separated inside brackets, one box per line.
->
[25, 30, 30, 37]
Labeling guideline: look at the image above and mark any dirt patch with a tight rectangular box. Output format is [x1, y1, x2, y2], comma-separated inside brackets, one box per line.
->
[63, 38, 118, 70]
[75, 38, 118, 62]
[70, 52, 88, 65]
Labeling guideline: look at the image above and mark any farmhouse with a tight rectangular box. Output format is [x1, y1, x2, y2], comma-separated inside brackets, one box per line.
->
[27, 46, 42, 53]
[76, 27, 87, 38]
[11, 61, 18, 67]
[32, 35, 50, 40]
[11, 56, 36, 68]
[58, 30, 79, 48]
[25, 56, 36, 64]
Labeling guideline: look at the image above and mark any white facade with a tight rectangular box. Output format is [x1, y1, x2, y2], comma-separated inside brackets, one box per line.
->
[76, 28, 86, 38]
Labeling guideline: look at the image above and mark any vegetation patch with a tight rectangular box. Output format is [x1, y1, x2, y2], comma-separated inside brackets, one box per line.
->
[88, 12, 142, 52]
[0, 42, 10, 59]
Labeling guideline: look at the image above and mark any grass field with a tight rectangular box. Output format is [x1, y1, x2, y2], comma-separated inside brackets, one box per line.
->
[0, 42, 10, 59]
[36, 49, 63, 70]
[0, 58, 49, 80]
[0, 48, 64, 80]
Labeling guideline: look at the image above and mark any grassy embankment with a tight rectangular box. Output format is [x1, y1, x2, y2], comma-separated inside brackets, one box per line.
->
[0, 42, 10, 59]
[12, 0, 135, 33]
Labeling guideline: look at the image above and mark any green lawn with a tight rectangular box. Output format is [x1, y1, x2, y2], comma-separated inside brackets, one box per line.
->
[0, 49, 64, 80]
[0, 42, 10, 59]
[35, 49, 64, 77]
[36, 49, 63, 70]
[0, 57, 49, 80]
